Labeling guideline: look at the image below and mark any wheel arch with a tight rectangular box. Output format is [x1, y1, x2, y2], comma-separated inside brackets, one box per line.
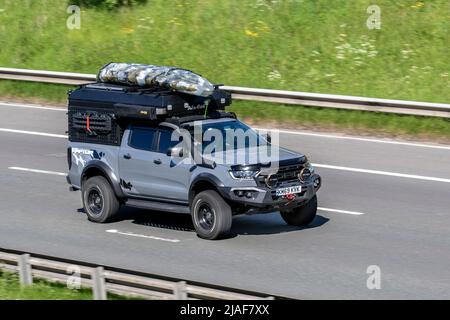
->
[81, 161, 125, 199]
[189, 174, 225, 206]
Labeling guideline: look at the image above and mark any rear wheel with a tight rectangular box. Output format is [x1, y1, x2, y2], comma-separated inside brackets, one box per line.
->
[82, 176, 120, 223]
[191, 190, 232, 240]
[280, 195, 317, 226]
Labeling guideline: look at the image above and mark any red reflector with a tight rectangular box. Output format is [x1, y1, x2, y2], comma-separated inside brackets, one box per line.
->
[86, 115, 91, 133]
[284, 193, 296, 200]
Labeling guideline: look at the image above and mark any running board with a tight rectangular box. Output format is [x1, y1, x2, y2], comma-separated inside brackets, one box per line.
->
[125, 198, 191, 214]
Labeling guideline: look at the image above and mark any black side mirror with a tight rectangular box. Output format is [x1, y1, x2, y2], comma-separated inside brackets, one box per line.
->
[262, 133, 272, 143]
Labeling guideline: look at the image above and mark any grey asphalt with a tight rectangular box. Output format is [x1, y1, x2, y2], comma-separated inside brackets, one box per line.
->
[0, 102, 449, 299]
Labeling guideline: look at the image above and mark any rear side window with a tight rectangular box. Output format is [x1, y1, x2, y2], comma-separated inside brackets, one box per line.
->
[129, 127, 157, 151]
[158, 129, 181, 154]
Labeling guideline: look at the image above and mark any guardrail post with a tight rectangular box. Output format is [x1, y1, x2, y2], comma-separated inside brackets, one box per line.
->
[18, 254, 33, 286]
[174, 281, 188, 300]
[92, 267, 107, 300]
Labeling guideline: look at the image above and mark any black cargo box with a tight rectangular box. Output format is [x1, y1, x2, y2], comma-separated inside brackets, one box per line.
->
[68, 82, 232, 145]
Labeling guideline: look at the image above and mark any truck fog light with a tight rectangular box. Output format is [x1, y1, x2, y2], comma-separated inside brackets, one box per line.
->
[313, 177, 321, 189]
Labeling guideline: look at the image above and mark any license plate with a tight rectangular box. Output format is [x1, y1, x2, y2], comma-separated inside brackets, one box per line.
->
[275, 185, 302, 196]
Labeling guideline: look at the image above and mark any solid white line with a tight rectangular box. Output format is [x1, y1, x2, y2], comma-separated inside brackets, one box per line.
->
[314, 163, 450, 184]
[318, 207, 365, 215]
[106, 229, 180, 243]
[1, 101, 448, 150]
[7, 167, 367, 217]
[0, 128, 67, 138]
[0, 101, 66, 111]
[8, 166, 66, 176]
[3, 127, 450, 183]
[256, 127, 450, 151]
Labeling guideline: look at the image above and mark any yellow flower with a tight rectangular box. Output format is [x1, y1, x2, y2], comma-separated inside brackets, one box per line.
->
[121, 27, 134, 34]
[168, 18, 183, 26]
[245, 29, 259, 37]
[411, 1, 424, 9]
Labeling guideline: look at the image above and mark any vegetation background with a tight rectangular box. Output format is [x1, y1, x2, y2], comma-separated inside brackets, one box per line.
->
[0, 0, 448, 139]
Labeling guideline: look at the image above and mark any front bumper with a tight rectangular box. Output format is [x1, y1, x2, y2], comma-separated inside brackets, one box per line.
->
[219, 174, 321, 213]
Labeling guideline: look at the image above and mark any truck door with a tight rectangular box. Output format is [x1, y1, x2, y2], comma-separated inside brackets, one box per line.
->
[119, 125, 190, 202]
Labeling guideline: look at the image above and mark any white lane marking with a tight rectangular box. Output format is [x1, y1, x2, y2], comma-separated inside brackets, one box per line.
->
[7, 167, 367, 217]
[0, 128, 67, 138]
[1, 100, 448, 150]
[0, 102, 65, 111]
[106, 229, 180, 243]
[255, 127, 450, 151]
[314, 163, 450, 184]
[2, 128, 450, 184]
[8, 166, 66, 176]
[318, 207, 365, 215]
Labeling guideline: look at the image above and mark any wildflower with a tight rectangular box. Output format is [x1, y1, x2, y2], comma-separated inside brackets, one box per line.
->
[411, 2, 424, 9]
[267, 70, 282, 81]
[245, 29, 259, 37]
[121, 27, 134, 34]
[168, 18, 183, 26]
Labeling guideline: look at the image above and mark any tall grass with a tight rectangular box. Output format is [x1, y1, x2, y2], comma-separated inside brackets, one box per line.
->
[0, 0, 448, 102]
[0, 0, 448, 140]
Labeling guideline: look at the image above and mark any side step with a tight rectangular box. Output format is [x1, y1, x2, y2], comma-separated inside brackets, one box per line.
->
[125, 198, 190, 214]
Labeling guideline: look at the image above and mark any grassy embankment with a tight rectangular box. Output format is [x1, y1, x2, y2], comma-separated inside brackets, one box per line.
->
[0, 0, 448, 140]
[0, 270, 135, 300]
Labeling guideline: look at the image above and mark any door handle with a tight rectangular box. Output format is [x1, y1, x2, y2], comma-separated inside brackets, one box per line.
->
[153, 159, 162, 165]
[123, 153, 132, 160]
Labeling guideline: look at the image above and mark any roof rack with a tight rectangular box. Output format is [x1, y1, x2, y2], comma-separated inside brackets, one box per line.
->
[164, 111, 237, 127]
[68, 81, 232, 145]
[69, 82, 231, 120]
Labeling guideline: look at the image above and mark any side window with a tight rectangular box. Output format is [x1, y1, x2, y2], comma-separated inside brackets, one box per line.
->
[158, 129, 181, 154]
[129, 127, 157, 151]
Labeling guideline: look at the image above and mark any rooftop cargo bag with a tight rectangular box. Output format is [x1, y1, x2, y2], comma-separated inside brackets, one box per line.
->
[97, 63, 215, 97]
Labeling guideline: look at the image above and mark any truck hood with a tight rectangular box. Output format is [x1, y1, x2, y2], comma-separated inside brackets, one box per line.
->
[201, 145, 305, 168]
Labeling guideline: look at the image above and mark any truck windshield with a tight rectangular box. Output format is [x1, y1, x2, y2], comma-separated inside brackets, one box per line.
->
[187, 120, 269, 153]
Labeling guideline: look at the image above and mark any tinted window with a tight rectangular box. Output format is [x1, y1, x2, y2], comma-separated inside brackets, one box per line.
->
[129, 127, 156, 151]
[158, 130, 181, 153]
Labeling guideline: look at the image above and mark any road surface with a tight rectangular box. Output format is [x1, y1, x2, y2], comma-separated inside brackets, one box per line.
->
[0, 101, 449, 299]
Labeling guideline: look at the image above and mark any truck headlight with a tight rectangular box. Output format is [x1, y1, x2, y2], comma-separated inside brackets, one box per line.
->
[229, 170, 259, 180]
[298, 159, 314, 182]
[304, 160, 314, 172]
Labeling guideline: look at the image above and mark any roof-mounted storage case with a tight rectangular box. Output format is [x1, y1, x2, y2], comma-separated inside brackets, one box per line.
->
[68, 81, 231, 145]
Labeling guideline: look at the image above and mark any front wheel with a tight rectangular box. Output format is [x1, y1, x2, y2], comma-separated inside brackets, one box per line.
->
[191, 190, 232, 240]
[280, 195, 317, 226]
[82, 176, 120, 223]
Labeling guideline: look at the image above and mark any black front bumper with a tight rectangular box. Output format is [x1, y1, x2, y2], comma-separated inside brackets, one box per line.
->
[219, 174, 321, 213]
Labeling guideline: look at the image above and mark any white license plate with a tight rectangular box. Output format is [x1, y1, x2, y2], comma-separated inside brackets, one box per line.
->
[275, 185, 302, 196]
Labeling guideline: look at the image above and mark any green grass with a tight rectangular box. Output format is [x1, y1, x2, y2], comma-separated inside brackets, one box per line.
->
[0, 0, 448, 102]
[0, 0, 448, 140]
[0, 270, 136, 300]
[230, 101, 450, 140]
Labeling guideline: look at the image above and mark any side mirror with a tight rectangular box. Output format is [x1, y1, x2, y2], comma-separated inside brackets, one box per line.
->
[262, 133, 272, 143]
[167, 146, 183, 157]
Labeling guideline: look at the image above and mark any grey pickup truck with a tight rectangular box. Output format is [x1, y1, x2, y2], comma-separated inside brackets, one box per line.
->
[66, 67, 321, 240]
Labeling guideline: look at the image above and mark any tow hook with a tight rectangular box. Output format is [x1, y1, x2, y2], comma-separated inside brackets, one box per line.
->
[283, 193, 296, 201]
